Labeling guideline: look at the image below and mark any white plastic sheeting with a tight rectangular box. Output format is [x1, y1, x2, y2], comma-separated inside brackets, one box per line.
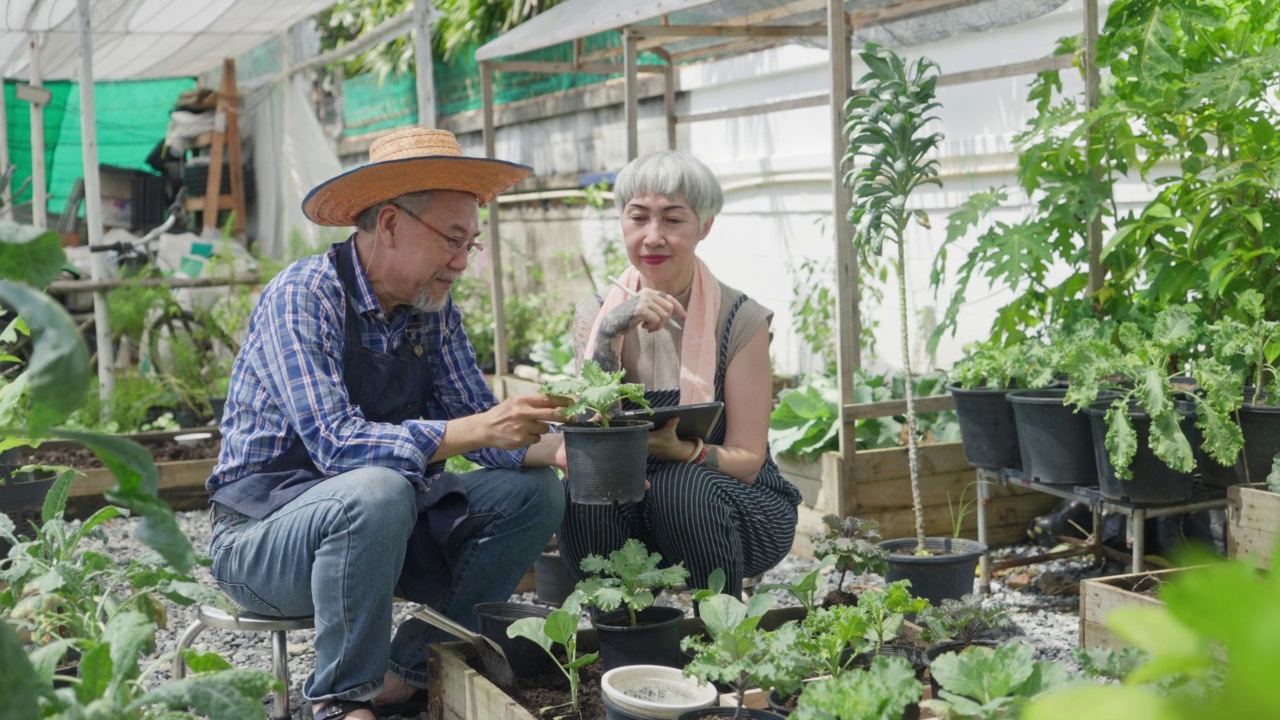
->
[0, 0, 334, 80]
[477, 0, 1070, 62]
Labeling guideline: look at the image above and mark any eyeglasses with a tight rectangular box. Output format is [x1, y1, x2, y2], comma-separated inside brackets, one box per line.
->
[389, 201, 484, 257]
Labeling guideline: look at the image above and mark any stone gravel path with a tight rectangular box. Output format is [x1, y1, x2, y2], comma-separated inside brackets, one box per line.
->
[81, 510, 1121, 719]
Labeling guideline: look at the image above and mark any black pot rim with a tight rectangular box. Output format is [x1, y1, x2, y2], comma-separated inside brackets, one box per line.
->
[1084, 397, 1194, 420]
[1006, 388, 1069, 404]
[593, 605, 685, 631]
[878, 537, 987, 564]
[561, 420, 654, 434]
[946, 382, 1017, 396]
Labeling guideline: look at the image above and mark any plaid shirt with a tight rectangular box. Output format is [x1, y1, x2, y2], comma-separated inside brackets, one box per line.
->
[208, 240, 525, 494]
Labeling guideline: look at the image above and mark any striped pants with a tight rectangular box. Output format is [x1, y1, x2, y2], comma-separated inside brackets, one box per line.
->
[557, 460, 799, 599]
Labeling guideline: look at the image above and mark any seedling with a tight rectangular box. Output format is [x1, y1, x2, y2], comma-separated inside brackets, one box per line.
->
[576, 538, 689, 626]
[811, 515, 888, 593]
[758, 554, 836, 614]
[916, 595, 1013, 646]
[858, 580, 928, 653]
[540, 359, 649, 427]
[946, 483, 982, 541]
[799, 604, 871, 678]
[791, 654, 922, 720]
[682, 591, 809, 720]
[507, 590, 599, 720]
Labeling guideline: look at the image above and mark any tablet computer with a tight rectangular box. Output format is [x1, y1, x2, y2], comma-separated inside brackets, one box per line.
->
[613, 401, 725, 441]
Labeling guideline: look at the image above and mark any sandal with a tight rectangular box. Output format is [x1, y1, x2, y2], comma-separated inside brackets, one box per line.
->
[313, 699, 375, 720]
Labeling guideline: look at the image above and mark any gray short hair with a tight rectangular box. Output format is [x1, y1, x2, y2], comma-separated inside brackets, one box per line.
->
[613, 151, 723, 223]
[354, 191, 436, 232]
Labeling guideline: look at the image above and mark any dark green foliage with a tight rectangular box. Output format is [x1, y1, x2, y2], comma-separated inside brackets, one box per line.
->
[540, 359, 649, 427]
[576, 538, 688, 626]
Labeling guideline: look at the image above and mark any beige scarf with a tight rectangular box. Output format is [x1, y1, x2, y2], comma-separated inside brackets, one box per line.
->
[583, 260, 722, 404]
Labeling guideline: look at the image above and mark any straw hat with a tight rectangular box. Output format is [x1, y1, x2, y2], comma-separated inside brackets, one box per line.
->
[302, 127, 532, 227]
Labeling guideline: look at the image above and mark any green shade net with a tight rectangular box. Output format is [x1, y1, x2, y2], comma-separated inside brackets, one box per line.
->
[3, 77, 194, 217]
[342, 32, 663, 138]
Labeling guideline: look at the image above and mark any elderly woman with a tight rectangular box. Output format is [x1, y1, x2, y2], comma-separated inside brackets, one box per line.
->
[560, 150, 801, 598]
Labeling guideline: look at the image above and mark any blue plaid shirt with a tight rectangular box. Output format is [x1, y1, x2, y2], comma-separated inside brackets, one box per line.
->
[208, 240, 525, 494]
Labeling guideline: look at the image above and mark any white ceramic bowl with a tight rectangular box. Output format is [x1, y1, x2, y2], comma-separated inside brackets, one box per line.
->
[173, 432, 213, 446]
[599, 665, 718, 719]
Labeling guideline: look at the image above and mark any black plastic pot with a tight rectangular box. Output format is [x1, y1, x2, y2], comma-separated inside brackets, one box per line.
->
[593, 606, 685, 671]
[925, 639, 999, 700]
[0, 468, 56, 557]
[1007, 388, 1098, 486]
[562, 420, 653, 505]
[674, 708, 786, 720]
[879, 537, 987, 606]
[765, 687, 798, 717]
[1085, 400, 1195, 504]
[472, 602, 557, 679]
[535, 549, 576, 607]
[948, 384, 1022, 470]
[1236, 393, 1280, 485]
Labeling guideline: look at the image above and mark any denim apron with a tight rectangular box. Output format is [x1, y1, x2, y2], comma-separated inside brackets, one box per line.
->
[211, 238, 467, 604]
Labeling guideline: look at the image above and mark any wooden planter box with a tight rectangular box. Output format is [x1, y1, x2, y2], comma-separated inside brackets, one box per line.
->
[1079, 567, 1185, 652]
[64, 458, 217, 518]
[1228, 483, 1279, 569]
[427, 607, 809, 720]
[780, 444, 1058, 558]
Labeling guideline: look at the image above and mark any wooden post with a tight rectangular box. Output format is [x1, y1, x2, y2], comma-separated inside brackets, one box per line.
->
[413, 0, 438, 128]
[481, 62, 510, 382]
[829, 0, 862, 467]
[624, 27, 639, 160]
[663, 62, 676, 150]
[29, 34, 47, 229]
[0, 77, 10, 220]
[1084, 0, 1104, 295]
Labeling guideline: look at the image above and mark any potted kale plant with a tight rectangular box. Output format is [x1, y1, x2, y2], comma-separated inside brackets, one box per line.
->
[577, 538, 689, 670]
[507, 589, 600, 720]
[843, 43, 984, 603]
[1208, 289, 1280, 487]
[542, 359, 652, 504]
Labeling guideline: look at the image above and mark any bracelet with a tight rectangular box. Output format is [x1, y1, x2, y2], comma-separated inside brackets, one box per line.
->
[692, 442, 709, 465]
[681, 437, 704, 464]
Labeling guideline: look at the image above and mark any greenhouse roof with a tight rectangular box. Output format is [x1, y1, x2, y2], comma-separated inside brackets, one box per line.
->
[476, 0, 1070, 63]
[0, 0, 333, 80]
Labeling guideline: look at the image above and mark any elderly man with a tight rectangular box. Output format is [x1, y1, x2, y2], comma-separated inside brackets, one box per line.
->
[205, 128, 567, 720]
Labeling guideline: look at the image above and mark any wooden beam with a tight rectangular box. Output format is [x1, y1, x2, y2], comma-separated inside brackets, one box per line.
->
[842, 394, 958, 421]
[663, 62, 677, 150]
[830, 0, 860, 467]
[46, 275, 261, 293]
[847, 0, 981, 27]
[486, 60, 664, 75]
[480, 63, 509, 380]
[624, 27, 639, 160]
[668, 37, 783, 64]
[677, 93, 826, 124]
[630, 24, 825, 39]
[1084, 0, 1105, 295]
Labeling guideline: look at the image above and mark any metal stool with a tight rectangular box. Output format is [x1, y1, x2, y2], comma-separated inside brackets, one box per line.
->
[172, 605, 315, 720]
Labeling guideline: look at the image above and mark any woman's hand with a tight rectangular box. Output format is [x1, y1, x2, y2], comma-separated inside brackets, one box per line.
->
[647, 417, 697, 462]
[602, 288, 688, 337]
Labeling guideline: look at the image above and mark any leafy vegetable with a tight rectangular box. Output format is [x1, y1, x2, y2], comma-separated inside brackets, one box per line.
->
[923, 642, 1070, 719]
[540, 359, 649, 427]
[811, 514, 887, 593]
[791, 654, 922, 720]
[508, 589, 600, 718]
[576, 538, 688, 626]
[916, 595, 1013, 646]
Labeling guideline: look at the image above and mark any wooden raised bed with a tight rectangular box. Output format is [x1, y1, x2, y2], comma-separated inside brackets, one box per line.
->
[1079, 566, 1184, 652]
[782, 444, 1059, 558]
[1227, 483, 1279, 569]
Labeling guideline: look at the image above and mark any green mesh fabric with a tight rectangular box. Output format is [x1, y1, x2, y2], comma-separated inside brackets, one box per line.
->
[343, 32, 664, 138]
[3, 77, 194, 217]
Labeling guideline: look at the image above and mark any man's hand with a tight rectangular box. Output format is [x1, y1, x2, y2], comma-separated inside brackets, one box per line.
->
[481, 394, 572, 449]
[435, 394, 571, 462]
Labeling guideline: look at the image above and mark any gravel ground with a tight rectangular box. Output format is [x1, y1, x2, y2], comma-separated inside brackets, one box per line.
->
[77, 510, 1122, 719]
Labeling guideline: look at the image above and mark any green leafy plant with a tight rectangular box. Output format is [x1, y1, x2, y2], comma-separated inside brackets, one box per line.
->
[576, 538, 688, 626]
[791, 654, 922, 720]
[798, 604, 871, 678]
[1069, 646, 1147, 682]
[811, 515, 887, 594]
[540, 359, 649, 426]
[948, 337, 1060, 391]
[1209, 289, 1280, 404]
[758, 554, 837, 615]
[916, 595, 1013, 646]
[681, 591, 809, 719]
[946, 482, 982, 540]
[508, 589, 599, 720]
[843, 43, 944, 554]
[1063, 306, 1243, 480]
[857, 580, 928, 653]
[923, 642, 1070, 719]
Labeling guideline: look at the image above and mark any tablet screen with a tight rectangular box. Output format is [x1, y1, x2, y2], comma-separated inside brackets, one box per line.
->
[613, 401, 725, 441]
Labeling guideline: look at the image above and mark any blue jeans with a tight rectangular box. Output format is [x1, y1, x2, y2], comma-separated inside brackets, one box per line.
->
[208, 465, 563, 703]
